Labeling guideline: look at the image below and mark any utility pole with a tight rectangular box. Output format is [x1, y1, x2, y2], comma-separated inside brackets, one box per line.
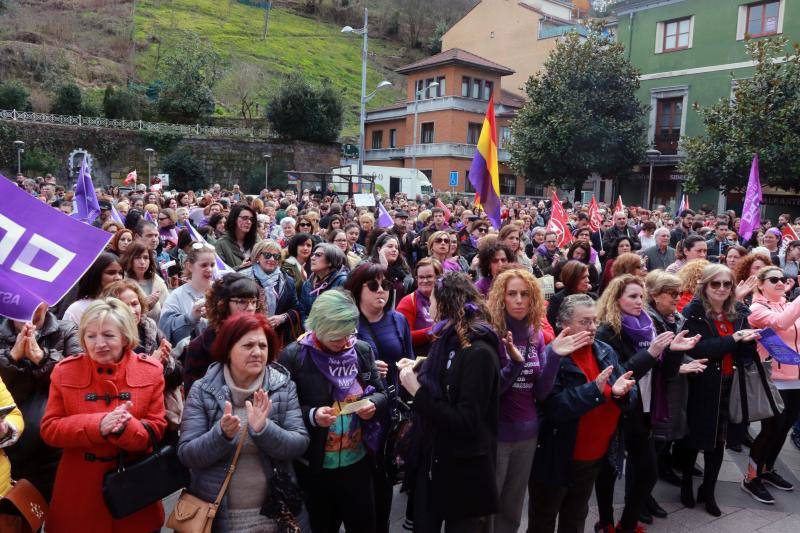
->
[262, 1, 271, 40]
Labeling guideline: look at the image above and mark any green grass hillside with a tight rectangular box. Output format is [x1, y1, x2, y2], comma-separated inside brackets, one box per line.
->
[134, 0, 414, 136]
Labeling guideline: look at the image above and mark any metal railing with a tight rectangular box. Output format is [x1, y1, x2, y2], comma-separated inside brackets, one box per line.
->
[538, 24, 590, 40]
[0, 109, 268, 138]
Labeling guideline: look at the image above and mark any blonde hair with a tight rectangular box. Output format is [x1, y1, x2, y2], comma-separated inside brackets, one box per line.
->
[487, 268, 544, 336]
[427, 230, 451, 255]
[644, 270, 681, 304]
[79, 297, 139, 354]
[678, 259, 710, 294]
[596, 274, 644, 334]
[696, 263, 738, 321]
[250, 239, 282, 263]
[144, 203, 160, 216]
[101, 280, 150, 316]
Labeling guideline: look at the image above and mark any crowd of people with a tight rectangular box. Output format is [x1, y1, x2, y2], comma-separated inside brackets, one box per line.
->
[1, 171, 800, 533]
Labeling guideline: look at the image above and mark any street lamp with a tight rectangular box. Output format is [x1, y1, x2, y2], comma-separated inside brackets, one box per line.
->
[145, 148, 155, 190]
[263, 154, 271, 191]
[646, 147, 661, 209]
[13, 140, 24, 176]
[411, 81, 439, 174]
[342, 8, 392, 183]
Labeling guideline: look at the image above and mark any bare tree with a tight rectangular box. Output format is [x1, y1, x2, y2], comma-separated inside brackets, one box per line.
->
[216, 59, 265, 123]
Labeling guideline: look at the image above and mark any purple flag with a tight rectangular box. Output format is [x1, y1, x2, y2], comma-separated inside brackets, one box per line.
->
[758, 327, 800, 365]
[739, 154, 762, 241]
[0, 175, 111, 321]
[74, 158, 101, 224]
[377, 202, 393, 228]
[144, 210, 155, 223]
[110, 203, 125, 225]
[185, 222, 234, 279]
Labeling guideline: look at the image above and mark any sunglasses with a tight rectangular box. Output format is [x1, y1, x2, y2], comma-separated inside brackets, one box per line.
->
[709, 280, 733, 290]
[238, 215, 254, 222]
[298, 222, 312, 227]
[475, 227, 488, 234]
[433, 237, 450, 244]
[765, 276, 789, 285]
[261, 252, 281, 261]
[312, 251, 325, 258]
[366, 279, 392, 292]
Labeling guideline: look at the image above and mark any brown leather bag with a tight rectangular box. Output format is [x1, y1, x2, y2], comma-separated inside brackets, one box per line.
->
[166, 424, 247, 533]
[0, 479, 48, 533]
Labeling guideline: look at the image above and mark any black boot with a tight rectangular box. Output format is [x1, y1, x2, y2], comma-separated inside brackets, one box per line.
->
[698, 446, 724, 517]
[658, 448, 681, 486]
[646, 495, 668, 518]
[681, 471, 695, 508]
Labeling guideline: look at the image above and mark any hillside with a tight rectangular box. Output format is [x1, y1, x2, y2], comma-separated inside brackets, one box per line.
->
[0, 0, 426, 135]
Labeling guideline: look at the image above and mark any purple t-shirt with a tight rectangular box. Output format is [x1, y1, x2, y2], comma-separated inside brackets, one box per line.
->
[498, 327, 559, 442]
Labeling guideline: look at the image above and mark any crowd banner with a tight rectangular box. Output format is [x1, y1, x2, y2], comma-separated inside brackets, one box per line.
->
[739, 154, 762, 241]
[0, 175, 111, 321]
[615, 195, 625, 214]
[468, 94, 502, 230]
[548, 191, 572, 248]
[588, 195, 602, 232]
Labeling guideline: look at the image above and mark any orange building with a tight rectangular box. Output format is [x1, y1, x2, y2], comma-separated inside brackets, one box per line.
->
[363, 48, 541, 196]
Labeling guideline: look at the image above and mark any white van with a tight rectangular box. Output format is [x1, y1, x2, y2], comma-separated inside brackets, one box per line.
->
[332, 165, 434, 198]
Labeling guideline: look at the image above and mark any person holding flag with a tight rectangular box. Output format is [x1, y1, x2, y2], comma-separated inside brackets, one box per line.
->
[468, 94, 502, 230]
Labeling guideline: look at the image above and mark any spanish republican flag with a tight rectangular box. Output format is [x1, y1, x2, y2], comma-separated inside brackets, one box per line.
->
[468, 94, 502, 229]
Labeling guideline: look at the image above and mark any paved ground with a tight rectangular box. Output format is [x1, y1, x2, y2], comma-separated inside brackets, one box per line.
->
[162, 428, 800, 532]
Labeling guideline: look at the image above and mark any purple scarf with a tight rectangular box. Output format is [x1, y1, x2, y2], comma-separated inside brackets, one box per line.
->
[536, 243, 555, 261]
[620, 311, 655, 350]
[300, 333, 361, 402]
[413, 289, 433, 330]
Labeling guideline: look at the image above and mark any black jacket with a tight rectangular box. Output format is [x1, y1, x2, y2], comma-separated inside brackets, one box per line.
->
[602, 225, 641, 252]
[280, 339, 387, 473]
[681, 299, 758, 451]
[533, 341, 637, 487]
[412, 332, 500, 520]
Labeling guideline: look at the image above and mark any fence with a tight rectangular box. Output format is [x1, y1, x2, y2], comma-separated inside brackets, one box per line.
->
[0, 109, 269, 138]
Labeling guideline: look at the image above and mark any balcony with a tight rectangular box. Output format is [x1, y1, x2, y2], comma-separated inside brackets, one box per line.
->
[538, 24, 590, 40]
[654, 133, 680, 155]
[365, 143, 510, 162]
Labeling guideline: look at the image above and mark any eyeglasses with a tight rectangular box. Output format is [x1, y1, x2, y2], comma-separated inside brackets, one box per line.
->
[708, 280, 733, 290]
[298, 222, 312, 227]
[229, 298, 258, 307]
[312, 251, 325, 258]
[261, 252, 282, 261]
[366, 279, 392, 292]
[475, 227, 488, 234]
[433, 237, 450, 244]
[765, 276, 789, 285]
[158, 216, 169, 221]
[238, 215, 254, 222]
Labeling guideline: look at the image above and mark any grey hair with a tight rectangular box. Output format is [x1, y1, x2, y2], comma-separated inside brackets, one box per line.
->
[556, 293, 596, 330]
[654, 227, 670, 238]
[281, 216, 296, 228]
[313, 242, 346, 272]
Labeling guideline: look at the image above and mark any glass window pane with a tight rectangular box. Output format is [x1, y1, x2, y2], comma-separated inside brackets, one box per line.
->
[679, 19, 690, 33]
[678, 33, 689, 47]
[472, 80, 481, 99]
[766, 2, 780, 18]
[748, 17, 762, 35]
[665, 34, 676, 49]
[462, 78, 470, 97]
[484, 82, 493, 100]
[665, 22, 677, 37]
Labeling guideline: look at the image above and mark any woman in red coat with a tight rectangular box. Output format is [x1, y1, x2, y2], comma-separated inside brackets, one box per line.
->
[396, 258, 442, 356]
[41, 298, 167, 533]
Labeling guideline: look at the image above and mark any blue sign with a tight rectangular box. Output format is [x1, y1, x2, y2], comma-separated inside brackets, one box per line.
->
[449, 171, 459, 187]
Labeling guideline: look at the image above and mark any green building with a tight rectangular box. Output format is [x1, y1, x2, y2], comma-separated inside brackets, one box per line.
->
[612, 0, 798, 216]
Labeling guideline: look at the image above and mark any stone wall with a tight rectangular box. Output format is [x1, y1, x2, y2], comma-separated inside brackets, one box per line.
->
[0, 120, 341, 192]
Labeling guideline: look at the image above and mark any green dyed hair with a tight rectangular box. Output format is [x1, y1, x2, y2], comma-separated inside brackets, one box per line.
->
[305, 289, 359, 338]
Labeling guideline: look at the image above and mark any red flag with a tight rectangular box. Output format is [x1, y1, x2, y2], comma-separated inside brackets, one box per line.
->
[781, 224, 799, 250]
[614, 195, 625, 214]
[124, 170, 137, 185]
[548, 191, 572, 248]
[588, 195, 602, 232]
[435, 198, 452, 222]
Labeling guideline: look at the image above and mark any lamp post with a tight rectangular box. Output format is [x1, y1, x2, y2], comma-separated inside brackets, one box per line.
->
[411, 81, 439, 175]
[263, 154, 271, 191]
[145, 148, 155, 191]
[13, 141, 24, 176]
[343, 10, 392, 191]
[646, 147, 661, 210]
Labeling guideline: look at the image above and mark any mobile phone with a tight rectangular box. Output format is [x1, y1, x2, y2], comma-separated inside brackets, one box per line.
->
[0, 405, 16, 419]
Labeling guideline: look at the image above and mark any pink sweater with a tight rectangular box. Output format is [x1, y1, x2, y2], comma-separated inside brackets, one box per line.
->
[748, 293, 800, 381]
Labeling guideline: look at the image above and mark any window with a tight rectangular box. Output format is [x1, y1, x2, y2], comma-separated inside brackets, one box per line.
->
[655, 97, 682, 154]
[462, 77, 471, 97]
[663, 18, 691, 51]
[500, 174, 517, 195]
[389, 129, 397, 148]
[472, 79, 482, 99]
[499, 126, 512, 149]
[465, 170, 475, 193]
[525, 180, 544, 197]
[421, 122, 434, 144]
[371, 130, 383, 149]
[483, 81, 494, 101]
[436, 76, 446, 97]
[467, 123, 482, 145]
[425, 78, 436, 99]
[747, 1, 780, 37]
[421, 169, 433, 181]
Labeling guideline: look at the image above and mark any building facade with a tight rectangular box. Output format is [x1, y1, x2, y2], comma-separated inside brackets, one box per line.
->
[442, 0, 591, 96]
[363, 48, 539, 196]
[613, 0, 798, 214]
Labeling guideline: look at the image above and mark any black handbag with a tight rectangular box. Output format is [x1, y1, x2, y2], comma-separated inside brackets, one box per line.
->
[103, 422, 191, 519]
[260, 463, 304, 533]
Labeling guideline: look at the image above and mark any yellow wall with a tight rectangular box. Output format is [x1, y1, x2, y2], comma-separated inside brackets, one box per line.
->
[442, 0, 561, 96]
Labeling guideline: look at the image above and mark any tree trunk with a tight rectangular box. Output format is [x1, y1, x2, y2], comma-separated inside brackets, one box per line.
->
[573, 177, 585, 203]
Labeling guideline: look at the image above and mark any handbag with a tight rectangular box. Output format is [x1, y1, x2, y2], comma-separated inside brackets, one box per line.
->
[260, 463, 304, 533]
[0, 479, 48, 533]
[729, 358, 785, 423]
[103, 422, 191, 519]
[166, 424, 247, 533]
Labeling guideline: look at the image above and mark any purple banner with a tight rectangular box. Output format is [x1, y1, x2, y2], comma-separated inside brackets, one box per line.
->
[377, 202, 393, 228]
[758, 327, 800, 365]
[0, 176, 111, 321]
[739, 154, 762, 241]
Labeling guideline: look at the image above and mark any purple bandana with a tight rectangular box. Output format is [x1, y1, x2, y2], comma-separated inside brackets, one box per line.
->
[620, 311, 655, 351]
[413, 289, 433, 330]
[300, 333, 361, 402]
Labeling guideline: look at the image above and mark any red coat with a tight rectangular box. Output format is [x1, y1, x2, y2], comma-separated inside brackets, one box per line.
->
[41, 352, 167, 533]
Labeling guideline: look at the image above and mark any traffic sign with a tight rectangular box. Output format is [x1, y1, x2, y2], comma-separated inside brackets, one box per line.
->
[449, 171, 459, 187]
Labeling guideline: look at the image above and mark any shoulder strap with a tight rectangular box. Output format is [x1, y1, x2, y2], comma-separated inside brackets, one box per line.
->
[213, 423, 248, 506]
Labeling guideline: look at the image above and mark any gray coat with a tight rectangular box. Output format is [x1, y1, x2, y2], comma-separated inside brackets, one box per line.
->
[642, 244, 676, 271]
[178, 361, 310, 533]
[647, 305, 690, 442]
